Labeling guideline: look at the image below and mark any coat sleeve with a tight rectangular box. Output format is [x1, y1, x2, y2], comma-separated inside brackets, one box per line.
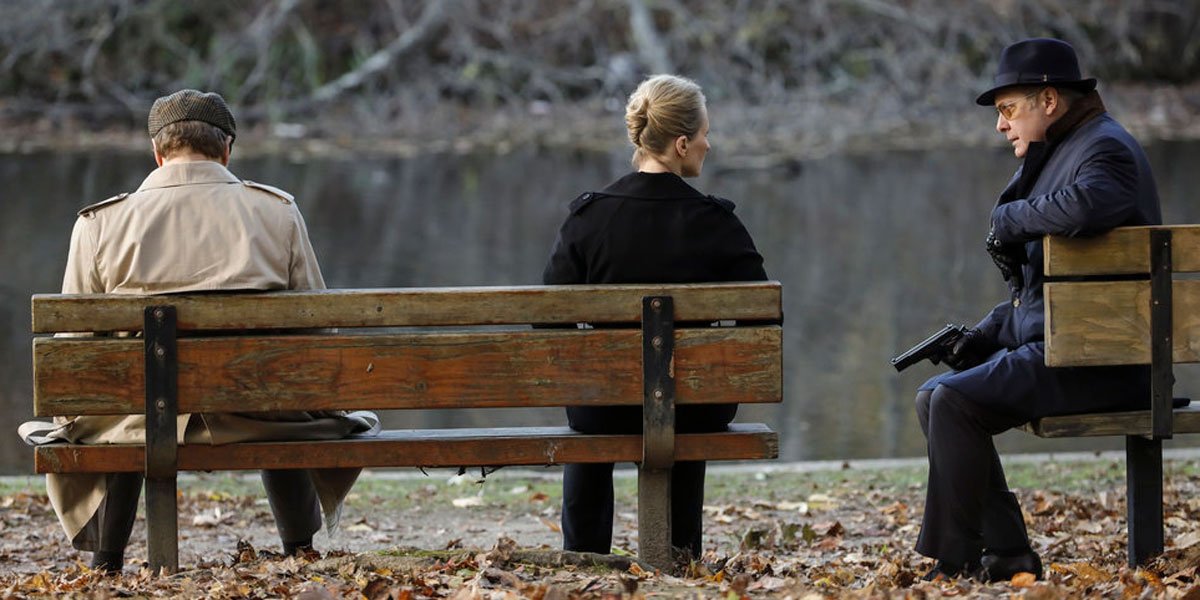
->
[288, 205, 327, 291]
[542, 214, 587, 285]
[61, 216, 103, 294]
[973, 301, 1011, 342]
[990, 136, 1139, 243]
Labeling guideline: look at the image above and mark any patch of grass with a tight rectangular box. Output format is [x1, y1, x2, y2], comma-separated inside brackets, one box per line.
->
[180, 472, 267, 497]
[703, 466, 927, 506]
[1004, 458, 1127, 492]
[343, 471, 566, 513]
[0, 476, 42, 496]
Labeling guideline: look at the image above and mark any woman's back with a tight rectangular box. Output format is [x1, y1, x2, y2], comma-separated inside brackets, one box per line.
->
[543, 171, 764, 285]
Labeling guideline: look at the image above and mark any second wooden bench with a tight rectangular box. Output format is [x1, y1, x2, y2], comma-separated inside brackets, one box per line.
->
[1025, 226, 1199, 565]
[31, 282, 784, 572]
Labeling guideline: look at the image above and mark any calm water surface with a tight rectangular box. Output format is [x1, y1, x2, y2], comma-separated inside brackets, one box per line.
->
[2, 142, 1199, 473]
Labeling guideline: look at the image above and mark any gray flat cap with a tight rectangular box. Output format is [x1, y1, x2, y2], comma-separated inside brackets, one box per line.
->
[147, 89, 237, 140]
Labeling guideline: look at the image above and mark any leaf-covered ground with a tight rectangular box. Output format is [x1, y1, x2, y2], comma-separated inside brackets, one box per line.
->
[4, 456, 1200, 598]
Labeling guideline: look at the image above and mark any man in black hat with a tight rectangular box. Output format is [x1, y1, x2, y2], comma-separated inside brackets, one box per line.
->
[912, 38, 1161, 581]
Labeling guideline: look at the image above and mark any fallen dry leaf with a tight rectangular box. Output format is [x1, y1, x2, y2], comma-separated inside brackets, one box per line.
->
[1011, 572, 1037, 587]
[1177, 531, 1200, 550]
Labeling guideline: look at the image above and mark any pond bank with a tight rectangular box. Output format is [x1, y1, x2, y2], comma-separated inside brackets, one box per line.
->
[4, 82, 1198, 164]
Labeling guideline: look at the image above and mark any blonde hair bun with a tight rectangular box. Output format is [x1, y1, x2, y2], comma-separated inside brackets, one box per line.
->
[624, 74, 706, 165]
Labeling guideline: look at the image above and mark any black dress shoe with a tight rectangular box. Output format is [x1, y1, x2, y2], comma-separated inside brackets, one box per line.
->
[973, 550, 1043, 583]
[90, 550, 124, 574]
[922, 561, 965, 582]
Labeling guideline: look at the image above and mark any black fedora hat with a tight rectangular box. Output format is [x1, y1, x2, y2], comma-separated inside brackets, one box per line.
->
[975, 38, 1097, 106]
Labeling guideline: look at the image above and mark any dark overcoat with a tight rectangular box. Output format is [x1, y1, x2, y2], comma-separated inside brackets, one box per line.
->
[542, 170, 768, 432]
[542, 171, 767, 287]
[923, 110, 1162, 419]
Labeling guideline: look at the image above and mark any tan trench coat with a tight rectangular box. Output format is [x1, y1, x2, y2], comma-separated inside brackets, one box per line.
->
[19, 160, 378, 544]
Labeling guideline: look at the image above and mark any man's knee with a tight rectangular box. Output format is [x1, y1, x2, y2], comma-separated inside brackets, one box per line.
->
[928, 384, 974, 421]
[915, 390, 932, 423]
[928, 384, 1017, 433]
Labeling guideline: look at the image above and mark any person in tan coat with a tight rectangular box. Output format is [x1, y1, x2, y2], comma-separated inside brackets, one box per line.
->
[19, 90, 378, 572]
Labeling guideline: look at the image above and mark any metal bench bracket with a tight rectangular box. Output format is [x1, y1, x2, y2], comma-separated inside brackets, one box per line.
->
[1150, 228, 1174, 439]
[639, 296, 675, 569]
[1126, 229, 1173, 566]
[144, 306, 179, 573]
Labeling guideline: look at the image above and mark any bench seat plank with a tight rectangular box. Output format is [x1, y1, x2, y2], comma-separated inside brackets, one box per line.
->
[1044, 280, 1200, 366]
[1023, 406, 1200, 438]
[1044, 225, 1200, 277]
[34, 326, 782, 416]
[32, 282, 783, 333]
[34, 423, 779, 473]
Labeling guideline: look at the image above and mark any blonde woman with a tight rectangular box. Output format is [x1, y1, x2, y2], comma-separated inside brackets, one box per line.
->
[542, 74, 768, 558]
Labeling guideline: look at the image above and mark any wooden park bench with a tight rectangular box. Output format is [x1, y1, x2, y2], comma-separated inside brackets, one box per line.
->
[1024, 226, 1200, 565]
[30, 282, 783, 572]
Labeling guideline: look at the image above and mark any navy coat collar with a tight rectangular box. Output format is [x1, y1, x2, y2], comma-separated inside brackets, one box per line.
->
[1002, 91, 1107, 205]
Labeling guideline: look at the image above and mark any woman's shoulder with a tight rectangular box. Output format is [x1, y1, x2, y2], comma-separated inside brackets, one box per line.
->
[567, 172, 740, 217]
[702, 194, 737, 212]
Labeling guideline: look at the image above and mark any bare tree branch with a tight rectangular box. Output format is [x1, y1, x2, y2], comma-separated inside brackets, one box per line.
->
[303, 0, 454, 106]
[627, 0, 673, 74]
[233, 0, 302, 105]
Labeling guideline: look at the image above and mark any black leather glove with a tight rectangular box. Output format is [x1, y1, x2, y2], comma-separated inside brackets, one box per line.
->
[985, 228, 1027, 289]
[943, 327, 1000, 371]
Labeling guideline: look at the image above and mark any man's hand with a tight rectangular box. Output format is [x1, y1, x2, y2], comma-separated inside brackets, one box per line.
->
[985, 229, 1027, 287]
[943, 328, 1000, 371]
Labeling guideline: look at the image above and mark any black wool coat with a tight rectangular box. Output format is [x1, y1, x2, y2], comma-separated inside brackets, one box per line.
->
[542, 171, 767, 286]
[542, 170, 768, 433]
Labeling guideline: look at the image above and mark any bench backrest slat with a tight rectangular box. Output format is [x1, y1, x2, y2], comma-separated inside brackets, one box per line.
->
[1044, 280, 1200, 367]
[1044, 227, 1200, 368]
[1043, 225, 1200, 277]
[34, 326, 783, 416]
[32, 283, 782, 333]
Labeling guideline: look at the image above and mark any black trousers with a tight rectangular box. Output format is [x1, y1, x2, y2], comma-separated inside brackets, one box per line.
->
[561, 403, 736, 558]
[72, 469, 323, 553]
[914, 385, 1032, 566]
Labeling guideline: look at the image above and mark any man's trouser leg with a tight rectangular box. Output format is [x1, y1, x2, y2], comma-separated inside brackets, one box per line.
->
[914, 385, 1028, 566]
[916, 390, 1031, 556]
[562, 462, 615, 553]
[71, 472, 144, 561]
[261, 469, 322, 550]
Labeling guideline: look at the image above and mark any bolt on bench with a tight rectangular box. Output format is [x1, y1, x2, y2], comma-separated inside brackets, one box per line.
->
[31, 282, 783, 572]
[1022, 226, 1200, 566]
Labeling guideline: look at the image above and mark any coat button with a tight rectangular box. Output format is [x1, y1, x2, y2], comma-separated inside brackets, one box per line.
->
[1013, 297, 1021, 308]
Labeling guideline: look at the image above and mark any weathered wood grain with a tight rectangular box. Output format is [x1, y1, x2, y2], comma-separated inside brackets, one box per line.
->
[1044, 280, 1200, 366]
[1023, 406, 1200, 438]
[34, 423, 779, 473]
[34, 326, 782, 416]
[32, 282, 782, 333]
[1043, 225, 1200, 277]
